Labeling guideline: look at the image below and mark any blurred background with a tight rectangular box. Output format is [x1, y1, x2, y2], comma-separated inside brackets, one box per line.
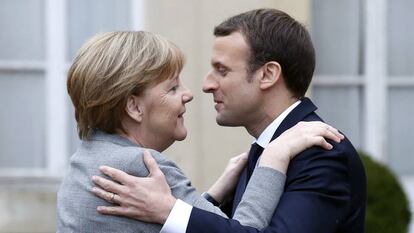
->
[0, 0, 413, 232]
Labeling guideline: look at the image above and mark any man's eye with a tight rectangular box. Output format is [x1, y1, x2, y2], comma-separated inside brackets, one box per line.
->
[218, 67, 228, 76]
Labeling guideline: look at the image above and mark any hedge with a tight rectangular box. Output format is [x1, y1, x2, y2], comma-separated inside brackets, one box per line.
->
[360, 151, 411, 233]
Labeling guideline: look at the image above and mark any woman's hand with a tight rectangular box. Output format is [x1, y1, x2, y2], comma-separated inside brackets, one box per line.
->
[206, 152, 248, 204]
[259, 121, 344, 174]
[91, 150, 175, 224]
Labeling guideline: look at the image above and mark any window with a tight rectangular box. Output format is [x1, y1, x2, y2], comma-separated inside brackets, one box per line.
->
[311, 0, 414, 231]
[0, 0, 144, 179]
[0, 0, 46, 171]
[386, 0, 414, 176]
[67, 0, 132, 156]
[311, 0, 364, 149]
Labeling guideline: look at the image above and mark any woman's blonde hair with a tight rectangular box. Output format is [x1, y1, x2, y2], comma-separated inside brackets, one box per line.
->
[67, 31, 185, 139]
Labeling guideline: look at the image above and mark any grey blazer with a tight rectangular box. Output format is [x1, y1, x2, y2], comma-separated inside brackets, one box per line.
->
[57, 130, 285, 233]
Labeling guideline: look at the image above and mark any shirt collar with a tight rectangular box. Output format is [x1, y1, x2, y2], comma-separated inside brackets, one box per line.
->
[255, 100, 301, 148]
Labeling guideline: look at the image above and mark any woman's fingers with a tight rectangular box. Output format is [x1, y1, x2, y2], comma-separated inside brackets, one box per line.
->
[329, 125, 344, 140]
[319, 126, 341, 143]
[238, 152, 248, 163]
[322, 124, 343, 143]
[285, 121, 343, 152]
[313, 136, 333, 150]
[230, 152, 248, 164]
[304, 121, 344, 144]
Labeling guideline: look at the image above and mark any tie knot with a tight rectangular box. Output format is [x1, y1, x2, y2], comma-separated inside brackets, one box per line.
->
[247, 143, 264, 179]
[250, 143, 262, 155]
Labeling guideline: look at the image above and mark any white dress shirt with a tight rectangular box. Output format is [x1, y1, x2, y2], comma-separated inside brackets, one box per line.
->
[160, 100, 301, 233]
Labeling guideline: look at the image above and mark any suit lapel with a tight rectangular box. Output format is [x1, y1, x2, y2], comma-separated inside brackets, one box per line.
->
[270, 97, 318, 141]
[231, 98, 318, 216]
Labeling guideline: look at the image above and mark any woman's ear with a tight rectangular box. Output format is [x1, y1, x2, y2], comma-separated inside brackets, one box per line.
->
[125, 95, 143, 122]
[258, 61, 282, 90]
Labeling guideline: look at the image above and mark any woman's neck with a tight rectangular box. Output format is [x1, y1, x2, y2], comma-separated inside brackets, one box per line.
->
[116, 128, 169, 152]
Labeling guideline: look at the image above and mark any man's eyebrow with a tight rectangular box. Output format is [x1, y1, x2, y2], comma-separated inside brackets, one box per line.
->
[211, 61, 230, 70]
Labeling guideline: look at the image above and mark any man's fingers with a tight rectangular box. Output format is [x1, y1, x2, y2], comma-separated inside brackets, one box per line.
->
[92, 175, 124, 194]
[91, 186, 120, 204]
[143, 150, 162, 177]
[99, 166, 132, 186]
[97, 205, 128, 216]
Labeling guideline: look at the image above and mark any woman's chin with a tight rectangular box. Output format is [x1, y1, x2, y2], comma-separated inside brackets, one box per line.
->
[174, 131, 188, 141]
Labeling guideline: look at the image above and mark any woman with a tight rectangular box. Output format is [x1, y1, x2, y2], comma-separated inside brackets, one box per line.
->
[57, 31, 343, 232]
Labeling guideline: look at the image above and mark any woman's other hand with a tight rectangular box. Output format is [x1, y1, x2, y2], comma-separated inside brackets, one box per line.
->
[206, 152, 248, 205]
[259, 121, 344, 174]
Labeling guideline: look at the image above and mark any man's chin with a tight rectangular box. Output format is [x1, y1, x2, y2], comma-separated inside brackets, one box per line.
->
[216, 116, 239, 127]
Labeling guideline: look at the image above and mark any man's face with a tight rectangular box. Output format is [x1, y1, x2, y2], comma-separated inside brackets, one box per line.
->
[203, 32, 261, 127]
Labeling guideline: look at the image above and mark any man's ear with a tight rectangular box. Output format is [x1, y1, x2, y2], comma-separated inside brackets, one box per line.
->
[125, 95, 143, 122]
[258, 61, 282, 90]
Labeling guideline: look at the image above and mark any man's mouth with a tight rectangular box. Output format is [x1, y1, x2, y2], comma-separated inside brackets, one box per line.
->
[214, 102, 223, 111]
[214, 99, 223, 104]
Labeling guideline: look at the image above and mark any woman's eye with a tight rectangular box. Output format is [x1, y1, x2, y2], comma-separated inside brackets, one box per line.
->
[170, 85, 179, 92]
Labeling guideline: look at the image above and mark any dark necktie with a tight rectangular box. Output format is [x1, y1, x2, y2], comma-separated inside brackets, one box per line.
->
[246, 142, 264, 181]
[230, 142, 264, 216]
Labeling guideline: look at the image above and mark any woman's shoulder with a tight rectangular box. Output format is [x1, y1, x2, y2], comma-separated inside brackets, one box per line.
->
[121, 147, 181, 171]
[74, 135, 182, 178]
[104, 145, 180, 177]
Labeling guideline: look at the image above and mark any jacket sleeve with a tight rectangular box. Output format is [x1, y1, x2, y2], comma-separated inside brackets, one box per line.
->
[147, 149, 286, 229]
[186, 146, 351, 233]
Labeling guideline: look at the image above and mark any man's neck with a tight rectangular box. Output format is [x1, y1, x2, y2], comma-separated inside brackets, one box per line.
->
[246, 96, 299, 138]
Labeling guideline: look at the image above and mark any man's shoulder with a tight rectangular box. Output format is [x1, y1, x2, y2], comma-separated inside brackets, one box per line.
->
[285, 127, 365, 196]
[289, 130, 359, 169]
[286, 111, 362, 174]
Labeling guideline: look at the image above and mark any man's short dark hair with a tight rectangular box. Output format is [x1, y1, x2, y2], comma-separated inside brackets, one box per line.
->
[214, 8, 315, 98]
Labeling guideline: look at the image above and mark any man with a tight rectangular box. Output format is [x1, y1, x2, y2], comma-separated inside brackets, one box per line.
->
[92, 8, 366, 232]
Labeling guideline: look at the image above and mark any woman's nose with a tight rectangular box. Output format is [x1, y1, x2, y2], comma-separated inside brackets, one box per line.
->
[182, 87, 193, 103]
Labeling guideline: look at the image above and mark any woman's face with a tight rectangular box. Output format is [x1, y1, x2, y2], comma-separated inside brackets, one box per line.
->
[139, 75, 193, 151]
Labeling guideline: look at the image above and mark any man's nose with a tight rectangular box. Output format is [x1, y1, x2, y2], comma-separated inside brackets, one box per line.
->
[202, 71, 218, 93]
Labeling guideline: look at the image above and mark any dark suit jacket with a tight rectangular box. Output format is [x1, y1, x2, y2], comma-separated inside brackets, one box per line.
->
[186, 98, 367, 233]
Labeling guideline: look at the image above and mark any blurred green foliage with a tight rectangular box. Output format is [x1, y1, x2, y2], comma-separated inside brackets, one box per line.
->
[360, 151, 411, 233]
